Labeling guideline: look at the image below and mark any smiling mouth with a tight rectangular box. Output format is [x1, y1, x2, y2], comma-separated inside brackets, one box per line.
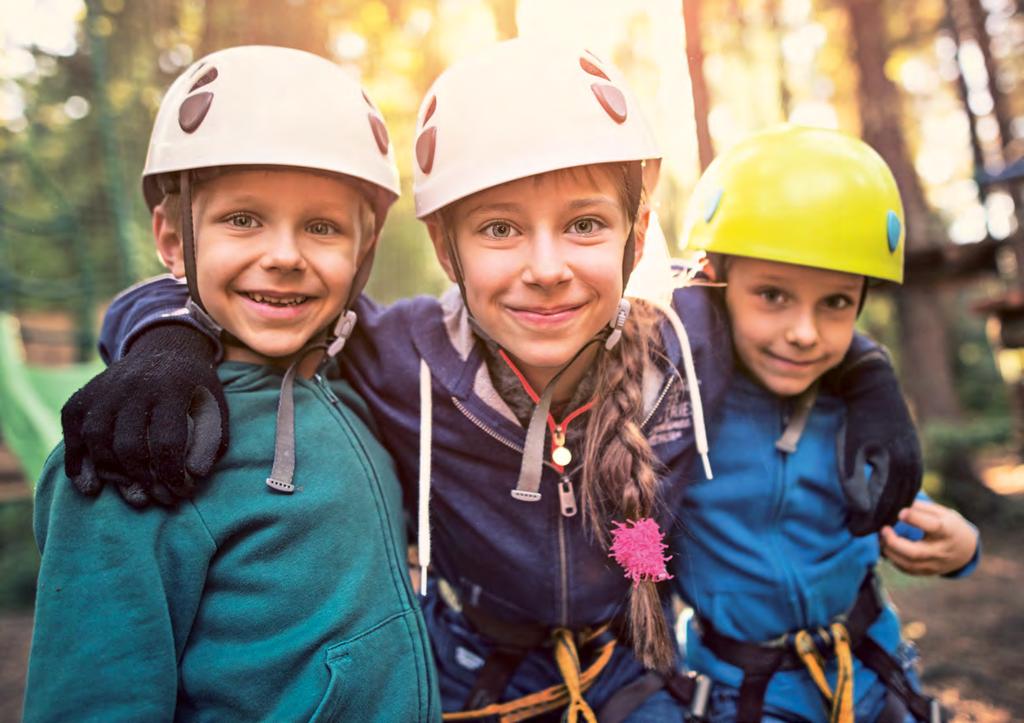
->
[763, 350, 823, 367]
[241, 292, 311, 307]
[508, 303, 585, 316]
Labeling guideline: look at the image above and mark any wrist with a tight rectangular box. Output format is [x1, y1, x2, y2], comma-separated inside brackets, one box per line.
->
[129, 321, 218, 361]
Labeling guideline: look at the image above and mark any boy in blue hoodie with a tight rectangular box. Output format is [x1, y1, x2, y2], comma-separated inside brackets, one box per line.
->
[669, 125, 979, 723]
[24, 46, 439, 722]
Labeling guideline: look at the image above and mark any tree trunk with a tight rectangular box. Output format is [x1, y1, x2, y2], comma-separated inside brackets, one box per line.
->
[682, 0, 715, 170]
[492, 0, 518, 40]
[199, 1, 330, 56]
[767, 0, 792, 119]
[845, 0, 963, 423]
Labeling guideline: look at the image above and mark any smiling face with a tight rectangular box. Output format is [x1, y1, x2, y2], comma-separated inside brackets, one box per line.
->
[429, 164, 645, 394]
[724, 257, 864, 397]
[155, 168, 372, 371]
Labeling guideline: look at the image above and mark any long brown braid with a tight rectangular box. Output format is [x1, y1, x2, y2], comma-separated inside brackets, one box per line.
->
[433, 161, 675, 670]
[579, 300, 674, 671]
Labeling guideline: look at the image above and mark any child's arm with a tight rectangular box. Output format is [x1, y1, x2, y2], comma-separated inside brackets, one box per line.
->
[826, 336, 923, 536]
[23, 445, 212, 721]
[61, 275, 226, 506]
[879, 498, 980, 577]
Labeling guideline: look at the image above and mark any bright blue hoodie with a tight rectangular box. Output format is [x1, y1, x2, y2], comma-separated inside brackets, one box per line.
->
[671, 372, 977, 721]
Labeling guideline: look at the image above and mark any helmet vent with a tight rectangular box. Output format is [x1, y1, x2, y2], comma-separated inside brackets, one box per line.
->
[704, 188, 724, 222]
[369, 113, 390, 155]
[189, 67, 218, 92]
[178, 91, 213, 134]
[886, 210, 901, 253]
[422, 95, 437, 124]
[361, 89, 376, 110]
[590, 83, 627, 124]
[416, 126, 437, 174]
[579, 57, 609, 80]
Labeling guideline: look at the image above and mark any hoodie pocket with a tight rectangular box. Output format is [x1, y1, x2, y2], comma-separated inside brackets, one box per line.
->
[309, 608, 435, 723]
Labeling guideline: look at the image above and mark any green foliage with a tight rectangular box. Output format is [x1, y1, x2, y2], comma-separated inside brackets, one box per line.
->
[365, 196, 450, 303]
[2, 0, 458, 322]
[920, 417, 1011, 521]
[0, 500, 39, 611]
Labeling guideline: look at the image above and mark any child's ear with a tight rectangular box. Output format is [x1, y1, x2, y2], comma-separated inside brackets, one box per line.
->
[153, 204, 186, 278]
[630, 203, 652, 271]
[425, 216, 459, 284]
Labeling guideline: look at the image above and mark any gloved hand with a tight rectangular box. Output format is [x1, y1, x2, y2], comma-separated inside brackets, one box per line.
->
[825, 344, 923, 536]
[61, 323, 227, 508]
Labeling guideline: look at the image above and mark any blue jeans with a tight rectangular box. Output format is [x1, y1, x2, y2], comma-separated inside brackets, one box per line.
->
[703, 641, 924, 723]
[424, 591, 688, 722]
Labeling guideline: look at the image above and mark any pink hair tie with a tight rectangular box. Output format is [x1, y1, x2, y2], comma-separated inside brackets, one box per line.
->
[609, 518, 673, 587]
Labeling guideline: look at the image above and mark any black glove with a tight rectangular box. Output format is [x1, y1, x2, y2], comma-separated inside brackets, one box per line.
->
[61, 323, 227, 508]
[824, 345, 922, 536]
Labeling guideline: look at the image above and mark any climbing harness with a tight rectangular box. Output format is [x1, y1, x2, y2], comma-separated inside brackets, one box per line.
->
[438, 580, 616, 723]
[693, 572, 945, 723]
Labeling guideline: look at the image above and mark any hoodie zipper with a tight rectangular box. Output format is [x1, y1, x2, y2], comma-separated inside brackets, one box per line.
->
[451, 396, 524, 453]
[311, 374, 417, 609]
[558, 499, 570, 625]
[773, 399, 807, 624]
[452, 369, 678, 630]
[641, 373, 677, 430]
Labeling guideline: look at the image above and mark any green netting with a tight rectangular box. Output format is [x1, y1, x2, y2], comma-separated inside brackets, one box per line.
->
[0, 313, 103, 486]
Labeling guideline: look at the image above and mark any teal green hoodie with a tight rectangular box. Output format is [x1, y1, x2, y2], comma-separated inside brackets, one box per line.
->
[25, 362, 440, 722]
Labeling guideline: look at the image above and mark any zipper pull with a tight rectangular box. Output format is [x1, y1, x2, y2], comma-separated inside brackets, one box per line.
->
[558, 476, 577, 517]
[552, 425, 572, 467]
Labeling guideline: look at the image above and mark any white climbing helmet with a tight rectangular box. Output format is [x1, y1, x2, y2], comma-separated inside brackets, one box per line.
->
[142, 45, 400, 229]
[411, 37, 661, 218]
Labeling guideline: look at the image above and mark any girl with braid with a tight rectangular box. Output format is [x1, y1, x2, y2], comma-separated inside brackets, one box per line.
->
[61, 39, 921, 721]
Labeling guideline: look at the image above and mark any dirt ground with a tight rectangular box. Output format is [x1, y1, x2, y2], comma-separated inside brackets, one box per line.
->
[884, 523, 1023, 722]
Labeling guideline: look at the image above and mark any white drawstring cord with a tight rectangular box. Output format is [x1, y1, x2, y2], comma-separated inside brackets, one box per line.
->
[648, 299, 714, 480]
[418, 358, 433, 595]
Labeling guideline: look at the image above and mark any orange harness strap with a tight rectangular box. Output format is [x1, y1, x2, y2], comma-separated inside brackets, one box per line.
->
[794, 623, 855, 723]
[442, 629, 616, 723]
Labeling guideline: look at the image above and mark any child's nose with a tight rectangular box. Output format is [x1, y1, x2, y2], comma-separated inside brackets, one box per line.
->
[521, 233, 572, 287]
[260, 229, 307, 271]
[785, 308, 819, 348]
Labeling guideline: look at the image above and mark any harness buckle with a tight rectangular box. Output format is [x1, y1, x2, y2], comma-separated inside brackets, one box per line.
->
[689, 673, 712, 720]
[510, 489, 542, 502]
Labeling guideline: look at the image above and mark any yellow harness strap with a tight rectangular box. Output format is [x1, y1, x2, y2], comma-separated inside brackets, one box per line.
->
[442, 628, 615, 723]
[793, 623, 855, 723]
[552, 628, 598, 723]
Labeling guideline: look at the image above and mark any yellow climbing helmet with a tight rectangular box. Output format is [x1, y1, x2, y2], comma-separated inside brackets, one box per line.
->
[682, 124, 905, 283]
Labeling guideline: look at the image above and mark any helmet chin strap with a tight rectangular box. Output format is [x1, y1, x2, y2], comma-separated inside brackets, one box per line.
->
[179, 170, 227, 340]
[510, 297, 630, 503]
[180, 171, 205, 315]
[444, 162, 644, 503]
[450, 229, 632, 503]
[178, 170, 367, 361]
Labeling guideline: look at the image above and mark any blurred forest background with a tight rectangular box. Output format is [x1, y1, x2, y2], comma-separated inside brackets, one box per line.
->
[1, 0, 1023, 720]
